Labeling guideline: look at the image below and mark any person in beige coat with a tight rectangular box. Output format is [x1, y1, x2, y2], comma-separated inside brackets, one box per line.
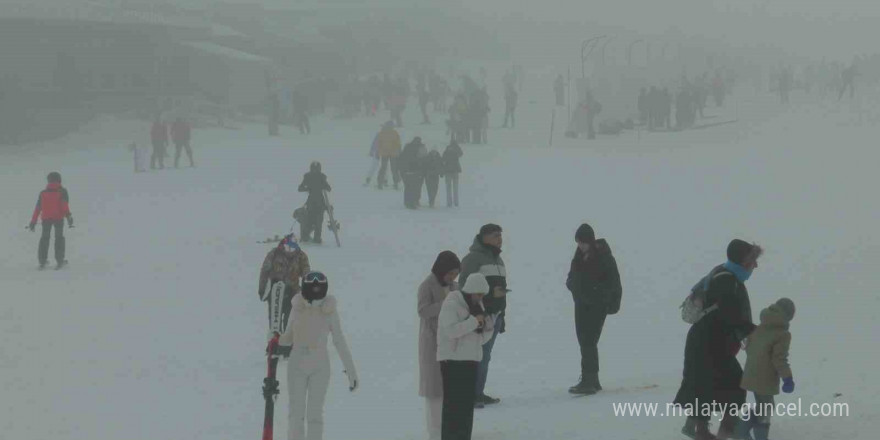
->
[278, 271, 357, 440]
[736, 298, 796, 440]
[437, 273, 494, 440]
[418, 251, 461, 440]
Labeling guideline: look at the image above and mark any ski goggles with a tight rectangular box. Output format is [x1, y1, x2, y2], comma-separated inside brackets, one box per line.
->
[304, 272, 327, 284]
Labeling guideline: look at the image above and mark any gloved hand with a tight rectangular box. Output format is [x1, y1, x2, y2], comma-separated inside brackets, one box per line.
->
[67, 215, 74, 228]
[345, 370, 358, 392]
[782, 377, 795, 393]
[27, 223, 35, 232]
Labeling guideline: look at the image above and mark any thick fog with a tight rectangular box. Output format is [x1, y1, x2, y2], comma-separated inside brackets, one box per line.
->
[2, 2, 877, 440]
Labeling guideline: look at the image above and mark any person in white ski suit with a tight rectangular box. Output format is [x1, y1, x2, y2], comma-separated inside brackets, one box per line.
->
[278, 271, 358, 440]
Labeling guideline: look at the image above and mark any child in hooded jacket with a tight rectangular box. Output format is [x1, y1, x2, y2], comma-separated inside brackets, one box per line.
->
[736, 298, 796, 440]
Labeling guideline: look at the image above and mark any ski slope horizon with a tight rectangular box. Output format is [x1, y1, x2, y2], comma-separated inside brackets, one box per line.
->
[2, 70, 878, 440]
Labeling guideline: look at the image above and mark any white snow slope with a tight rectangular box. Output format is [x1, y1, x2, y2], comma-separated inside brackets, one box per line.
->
[2, 71, 878, 440]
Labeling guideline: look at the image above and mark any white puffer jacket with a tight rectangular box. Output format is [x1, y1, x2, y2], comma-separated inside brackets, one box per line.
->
[436, 291, 494, 362]
[279, 294, 357, 377]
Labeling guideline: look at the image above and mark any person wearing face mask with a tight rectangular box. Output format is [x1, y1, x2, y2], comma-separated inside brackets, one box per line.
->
[278, 271, 358, 440]
[418, 251, 462, 440]
[437, 273, 494, 440]
[565, 223, 622, 395]
[674, 239, 762, 440]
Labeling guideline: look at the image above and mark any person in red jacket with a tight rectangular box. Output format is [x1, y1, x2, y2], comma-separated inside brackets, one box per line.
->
[171, 117, 195, 168]
[29, 172, 73, 269]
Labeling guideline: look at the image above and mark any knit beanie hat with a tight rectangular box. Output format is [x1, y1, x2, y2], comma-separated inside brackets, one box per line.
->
[775, 297, 796, 322]
[462, 273, 490, 295]
[575, 223, 596, 243]
[47, 172, 62, 183]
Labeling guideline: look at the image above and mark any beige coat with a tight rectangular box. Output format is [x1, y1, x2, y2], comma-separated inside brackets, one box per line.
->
[278, 294, 357, 378]
[740, 304, 793, 395]
[376, 127, 401, 158]
[417, 274, 457, 398]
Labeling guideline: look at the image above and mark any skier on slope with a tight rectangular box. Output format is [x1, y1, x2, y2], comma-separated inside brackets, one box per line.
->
[298, 161, 332, 244]
[28, 172, 74, 270]
[277, 271, 358, 440]
[259, 234, 310, 334]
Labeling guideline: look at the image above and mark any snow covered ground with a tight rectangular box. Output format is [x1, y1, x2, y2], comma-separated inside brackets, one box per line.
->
[2, 70, 877, 440]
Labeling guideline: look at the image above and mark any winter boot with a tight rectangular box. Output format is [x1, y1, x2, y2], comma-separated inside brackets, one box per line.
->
[474, 400, 484, 409]
[682, 418, 715, 440]
[717, 413, 738, 440]
[38, 261, 48, 270]
[694, 419, 717, 440]
[477, 394, 500, 405]
[568, 376, 598, 395]
[751, 423, 769, 440]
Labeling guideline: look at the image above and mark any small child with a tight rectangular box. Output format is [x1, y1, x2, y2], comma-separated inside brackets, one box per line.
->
[737, 298, 796, 440]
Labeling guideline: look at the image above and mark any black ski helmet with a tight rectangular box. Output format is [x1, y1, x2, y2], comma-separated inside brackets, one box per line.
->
[310, 161, 321, 173]
[47, 172, 62, 183]
[301, 271, 328, 302]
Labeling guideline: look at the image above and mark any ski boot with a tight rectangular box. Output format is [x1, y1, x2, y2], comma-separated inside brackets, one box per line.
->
[55, 260, 68, 270]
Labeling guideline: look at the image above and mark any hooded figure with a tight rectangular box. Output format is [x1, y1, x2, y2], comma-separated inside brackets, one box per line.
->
[400, 137, 427, 209]
[674, 239, 762, 440]
[418, 251, 461, 440]
[298, 162, 332, 243]
[278, 271, 358, 440]
[735, 298, 796, 440]
[259, 234, 310, 332]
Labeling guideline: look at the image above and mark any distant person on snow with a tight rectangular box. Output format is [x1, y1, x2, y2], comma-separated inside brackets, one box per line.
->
[735, 298, 796, 440]
[170, 117, 195, 168]
[502, 84, 517, 128]
[298, 162, 332, 244]
[442, 140, 463, 207]
[150, 117, 169, 169]
[364, 126, 382, 187]
[28, 172, 73, 269]
[376, 121, 402, 190]
[459, 224, 508, 408]
[277, 271, 358, 440]
[259, 234, 310, 335]
[400, 137, 428, 209]
[565, 223, 622, 395]
[424, 149, 444, 208]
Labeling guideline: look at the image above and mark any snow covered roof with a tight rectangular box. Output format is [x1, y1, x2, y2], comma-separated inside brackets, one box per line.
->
[1, 0, 209, 30]
[182, 41, 272, 65]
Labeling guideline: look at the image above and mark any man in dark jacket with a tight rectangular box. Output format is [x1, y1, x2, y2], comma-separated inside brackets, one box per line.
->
[566, 223, 622, 395]
[674, 239, 761, 440]
[460, 224, 508, 407]
[399, 137, 427, 209]
[29, 172, 74, 269]
[297, 161, 331, 243]
[171, 117, 194, 168]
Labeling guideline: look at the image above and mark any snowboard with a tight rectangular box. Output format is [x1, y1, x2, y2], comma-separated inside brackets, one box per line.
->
[322, 190, 341, 247]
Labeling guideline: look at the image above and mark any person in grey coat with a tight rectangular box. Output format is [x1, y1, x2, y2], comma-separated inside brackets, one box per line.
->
[418, 251, 461, 440]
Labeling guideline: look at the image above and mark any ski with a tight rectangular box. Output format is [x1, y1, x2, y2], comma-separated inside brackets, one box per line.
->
[322, 190, 341, 247]
[261, 334, 281, 440]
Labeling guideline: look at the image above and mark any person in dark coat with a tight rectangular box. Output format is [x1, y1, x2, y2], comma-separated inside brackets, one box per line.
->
[170, 117, 194, 168]
[297, 161, 331, 243]
[399, 137, 428, 209]
[674, 239, 762, 440]
[565, 224, 622, 395]
[150, 118, 168, 169]
[424, 149, 444, 208]
[442, 140, 463, 207]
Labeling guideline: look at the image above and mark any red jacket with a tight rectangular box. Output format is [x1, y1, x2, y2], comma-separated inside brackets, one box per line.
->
[31, 183, 71, 223]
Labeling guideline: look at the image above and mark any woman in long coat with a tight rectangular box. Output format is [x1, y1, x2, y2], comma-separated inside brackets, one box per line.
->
[418, 251, 461, 440]
[674, 239, 761, 440]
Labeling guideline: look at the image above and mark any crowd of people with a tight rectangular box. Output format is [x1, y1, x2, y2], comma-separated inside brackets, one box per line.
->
[141, 115, 195, 171]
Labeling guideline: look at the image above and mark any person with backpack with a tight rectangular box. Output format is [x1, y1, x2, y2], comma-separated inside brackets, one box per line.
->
[418, 251, 461, 440]
[674, 239, 762, 440]
[277, 271, 358, 440]
[437, 273, 495, 440]
[565, 223, 622, 395]
[258, 234, 310, 335]
[298, 162, 332, 244]
[28, 172, 73, 269]
[442, 140, 463, 207]
[424, 149, 444, 208]
[735, 298, 796, 440]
